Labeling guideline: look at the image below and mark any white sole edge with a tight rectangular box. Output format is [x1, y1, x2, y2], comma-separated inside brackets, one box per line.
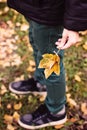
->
[18, 116, 67, 130]
[9, 83, 47, 96]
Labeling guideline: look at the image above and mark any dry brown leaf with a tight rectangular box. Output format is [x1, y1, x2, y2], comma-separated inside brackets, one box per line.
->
[14, 75, 24, 82]
[0, 0, 6, 2]
[55, 117, 77, 129]
[29, 60, 36, 66]
[0, 97, 2, 108]
[7, 104, 12, 110]
[2, 62, 11, 68]
[83, 43, 87, 51]
[74, 74, 81, 82]
[54, 124, 64, 129]
[79, 30, 87, 35]
[7, 20, 14, 28]
[4, 115, 13, 123]
[39, 96, 46, 102]
[13, 111, 20, 121]
[13, 102, 22, 110]
[27, 66, 36, 72]
[20, 75, 24, 80]
[66, 93, 77, 107]
[7, 124, 16, 130]
[16, 22, 21, 27]
[20, 24, 29, 31]
[66, 93, 71, 98]
[66, 85, 69, 92]
[67, 98, 77, 107]
[69, 118, 78, 123]
[27, 60, 36, 72]
[0, 84, 7, 95]
[81, 103, 87, 115]
[39, 93, 47, 102]
[28, 44, 33, 52]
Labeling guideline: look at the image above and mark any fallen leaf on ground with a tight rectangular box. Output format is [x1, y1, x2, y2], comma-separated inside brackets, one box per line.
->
[4, 114, 13, 123]
[0, 84, 7, 95]
[66, 93, 77, 107]
[0, 97, 2, 108]
[81, 103, 87, 115]
[54, 124, 64, 129]
[14, 75, 24, 82]
[80, 30, 87, 35]
[7, 104, 12, 110]
[39, 93, 47, 102]
[7, 124, 16, 130]
[20, 23, 29, 31]
[69, 118, 78, 123]
[27, 66, 36, 72]
[74, 74, 81, 82]
[29, 60, 36, 67]
[83, 42, 87, 51]
[68, 98, 77, 107]
[13, 111, 20, 121]
[13, 102, 22, 110]
[66, 93, 71, 98]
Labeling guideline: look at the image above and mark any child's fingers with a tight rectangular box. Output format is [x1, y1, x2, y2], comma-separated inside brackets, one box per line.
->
[55, 36, 67, 49]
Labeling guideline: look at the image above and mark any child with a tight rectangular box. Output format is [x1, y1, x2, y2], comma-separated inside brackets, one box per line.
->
[7, 0, 87, 129]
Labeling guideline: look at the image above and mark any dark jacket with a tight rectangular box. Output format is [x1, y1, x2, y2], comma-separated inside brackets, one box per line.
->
[7, 0, 87, 31]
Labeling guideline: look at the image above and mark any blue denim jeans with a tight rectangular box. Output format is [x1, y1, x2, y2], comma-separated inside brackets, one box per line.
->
[28, 19, 66, 113]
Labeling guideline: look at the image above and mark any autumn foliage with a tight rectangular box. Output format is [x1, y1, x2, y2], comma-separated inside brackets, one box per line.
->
[38, 53, 60, 78]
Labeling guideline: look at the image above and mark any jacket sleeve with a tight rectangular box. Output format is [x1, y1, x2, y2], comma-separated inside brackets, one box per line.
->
[64, 0, 87, 31]
[7, 0, 22, 14]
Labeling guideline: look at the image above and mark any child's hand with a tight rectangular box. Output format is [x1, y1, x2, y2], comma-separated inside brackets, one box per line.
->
[55, 28, 80, 50]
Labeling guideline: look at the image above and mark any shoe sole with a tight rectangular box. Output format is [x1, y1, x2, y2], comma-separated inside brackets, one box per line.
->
[18, 115, 67, 130]
[9, 82, 47, 96]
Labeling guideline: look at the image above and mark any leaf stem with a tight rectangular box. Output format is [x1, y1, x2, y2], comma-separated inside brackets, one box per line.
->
[53, 49, 60, 56]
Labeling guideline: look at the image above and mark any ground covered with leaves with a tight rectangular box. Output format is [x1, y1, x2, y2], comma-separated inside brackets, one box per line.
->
[0, 1, 87, 130]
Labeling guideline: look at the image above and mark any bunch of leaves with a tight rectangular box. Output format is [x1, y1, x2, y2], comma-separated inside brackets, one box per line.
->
[38, 53, 60, 79]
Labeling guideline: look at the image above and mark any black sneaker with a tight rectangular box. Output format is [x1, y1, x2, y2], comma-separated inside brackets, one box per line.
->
[18, 104, 67, 130]
[9, 78, 47, 95]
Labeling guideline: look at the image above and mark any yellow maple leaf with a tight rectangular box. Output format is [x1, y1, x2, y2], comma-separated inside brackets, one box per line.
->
[43, 53, 60, 63]
[44, 68, 53, 79]
[38, 56, 55, 69]
[53, 63, 60, 75]
[38, 53, 60, 79]
[42, 53, 54, 58]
